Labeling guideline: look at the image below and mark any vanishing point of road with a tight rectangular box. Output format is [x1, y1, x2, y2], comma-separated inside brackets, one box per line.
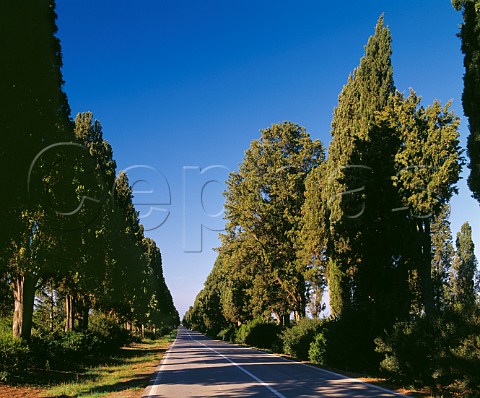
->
[142, 326, 406, 397]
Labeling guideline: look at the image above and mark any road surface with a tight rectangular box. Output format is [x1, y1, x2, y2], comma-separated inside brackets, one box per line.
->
[142, 326, 405, 397]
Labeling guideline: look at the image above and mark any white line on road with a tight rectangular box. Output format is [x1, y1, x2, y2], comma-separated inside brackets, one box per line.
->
[143, 332, 178, 397]
[239, 338, 407, 397]
[273, 354, 407, 397]
[187, 331, 287, 398]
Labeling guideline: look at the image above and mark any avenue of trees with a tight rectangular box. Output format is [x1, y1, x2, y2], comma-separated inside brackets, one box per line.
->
[184, 14, 480, 394]
[0, 0, 178, 377]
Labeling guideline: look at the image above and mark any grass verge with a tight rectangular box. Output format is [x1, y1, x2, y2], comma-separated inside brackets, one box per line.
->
[0, 336, 172, 398]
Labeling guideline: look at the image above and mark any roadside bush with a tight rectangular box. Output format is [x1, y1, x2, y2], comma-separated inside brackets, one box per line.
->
[308, 333, 327, 365]
[281, 318, 324, 360]
[89, 313, 132, 352]
[217, 326, 236, 342]
[144, 327, 169, 340]
[321, 314, 380, 372]
[29, 330, 90, 369]
[0, 332, 30, 381]
[375, 312, 480, 396]
[375, 318, 440, 387]
[28, 314, 134, 370]
[236, 318, 280, 349]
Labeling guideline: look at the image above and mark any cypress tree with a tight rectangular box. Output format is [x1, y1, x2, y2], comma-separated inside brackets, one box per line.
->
[0, 0, 73, 339]
[451, 221, 478, 313]
[390, 90, 462, 316]
[319, 15, 396, 320]
[430, 204, 455, 311]
[452, 0, 480, 203]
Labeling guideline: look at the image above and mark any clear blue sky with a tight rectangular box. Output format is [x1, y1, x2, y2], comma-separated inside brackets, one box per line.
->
[56, 0, 479, 318]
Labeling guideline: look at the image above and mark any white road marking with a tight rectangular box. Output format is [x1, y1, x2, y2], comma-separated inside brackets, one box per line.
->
[273, 354, 407, 397]
[144, 332, 178, 397]
[187, 331, 287, 398]
[146, 328, 405, 398]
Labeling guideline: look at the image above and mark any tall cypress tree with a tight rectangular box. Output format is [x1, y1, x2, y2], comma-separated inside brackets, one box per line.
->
[451, 221, 478, 313]
[0, 0, 71, 231]
[59, 112, 117, 331]
[318, 15, 396, 320]
[0, 0, 73, 339]
[430, 204, 455, 311]
[452, 0, 480, 203]
[389, 91, 462, 316]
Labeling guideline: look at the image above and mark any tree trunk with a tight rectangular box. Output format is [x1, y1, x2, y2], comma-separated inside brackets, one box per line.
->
[418, 219, 435, 316]
[65, 294, 75, 332]
[272, 311, 281, 325]
[12, 277, 24, 339]
[78, 296, 89, 331]
[293, 310, 301, 322]
[81, 306, 89, 331]
[12, 274, 36, 340]
[49, 288, 55, 331]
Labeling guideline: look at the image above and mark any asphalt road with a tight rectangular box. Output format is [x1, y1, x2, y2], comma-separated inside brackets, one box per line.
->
[142, 326, 406, 398]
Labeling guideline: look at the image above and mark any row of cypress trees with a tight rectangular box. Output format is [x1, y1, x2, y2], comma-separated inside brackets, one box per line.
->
[0, 0, 178, 340]
[184, 15, 478, 376]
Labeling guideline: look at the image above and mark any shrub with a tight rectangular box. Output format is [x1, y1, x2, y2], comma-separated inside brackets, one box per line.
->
[0, 332, 30, 381]
[217, 326, 236, 342]
[27, 313, 134, 370]
[61, 331, 88, 354]
[28, 330, 89, 369]
[375, 312, 480, 396]
[321, 314, 381, 371]
[375, 318, 439, 387]
[88, 313, 132, 352]
[236, 318, 280, 349]
[308, 333, 327, 365]
[281, 318, 324, 360]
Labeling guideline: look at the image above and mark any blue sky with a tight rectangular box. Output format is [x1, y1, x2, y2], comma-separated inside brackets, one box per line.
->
[56, 0, 479, 317]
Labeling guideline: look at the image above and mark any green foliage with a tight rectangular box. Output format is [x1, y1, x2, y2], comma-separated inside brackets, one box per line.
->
[451, 222, 478, 314]
[235, 318, 280, 349]
[217, 326, 236, 343]
[308, 333, 327, 365]
[375, 318, 441, 387]
[183, 258, 229, 336]
[221, 121, 325, 322]
[321, 315, 380, 371]
[87, 313, 132, 352]
[431, 204, 455, 311]
[375, 312, 480, 395]
[302, 15, 399, 326]
[452, 0, 480, 202]
[0, 333, 30, 381]
[281, 317, 324, 360]
[19, 315, 133, 372]
[0, 1, 178, 341]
